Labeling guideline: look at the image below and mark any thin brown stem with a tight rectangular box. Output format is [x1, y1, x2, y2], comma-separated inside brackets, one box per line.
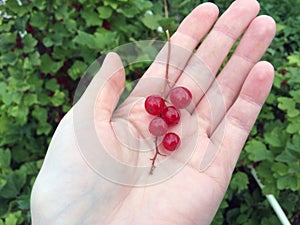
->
[163, 30, 171, 96]
[165, 30, 170, 82]
[149, 137, 166, 175]
[163, 0, 169, 18]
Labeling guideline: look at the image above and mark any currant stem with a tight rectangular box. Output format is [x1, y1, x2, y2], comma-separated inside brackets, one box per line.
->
[149, 137, 166, 175]
[163, 0, 169, 18]
[163, 30, 171, 97]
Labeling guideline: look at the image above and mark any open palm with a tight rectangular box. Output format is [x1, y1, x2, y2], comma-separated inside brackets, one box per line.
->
[31, 1, 276, 224]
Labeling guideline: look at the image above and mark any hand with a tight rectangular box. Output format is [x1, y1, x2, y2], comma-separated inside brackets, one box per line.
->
[30, 0, 276, 224]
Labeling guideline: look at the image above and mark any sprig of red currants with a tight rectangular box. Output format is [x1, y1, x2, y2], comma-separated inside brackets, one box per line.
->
[145, 87, 192, 174]
[144, 30, 193, 174]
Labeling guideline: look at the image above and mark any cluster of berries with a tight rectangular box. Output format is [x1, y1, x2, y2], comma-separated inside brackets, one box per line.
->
[144, 30, 193, 174]
[145, 86, 192, 152]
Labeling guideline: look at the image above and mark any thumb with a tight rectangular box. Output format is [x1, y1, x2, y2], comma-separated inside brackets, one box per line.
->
[79, 52, 125, 121]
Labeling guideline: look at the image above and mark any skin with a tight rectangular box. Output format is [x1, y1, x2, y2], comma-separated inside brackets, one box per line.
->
[30, 0, 276, 224]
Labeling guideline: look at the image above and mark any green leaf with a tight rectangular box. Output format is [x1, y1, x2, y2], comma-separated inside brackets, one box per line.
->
[40, 54, 63, 74]
[0, 171, 26, 199]
[4, 210, 23, 225]
[276, 23, 285, 32]
[276, 149, 298, 163]
[50, 90, 65, 106]
[0, 52, 18, 65]
[277, 97, 299, 117]
[50, 23, 68, 45]
[68, 61, 87, 80]
[250, 124, 257, 136]
[264, 127, 288, 147]
[2, 91, 13, 105]
[7, 105, 29, 125]
[26, 74, 43, 92]
[73, 31, 95, 48]
[19, 162, 39, 176]
[36, 122, 52, 135]
[37, 92, 50, 105]
[290, 89, 300, 103]
[133, 0, 153, 11]
[219, 198, 228, 209]
[0, 18, 13, 32]
[45, 79, 59, 91]
[0, 82, 6, 96]
[17, 194, 31, 211]
[22, 34, 38, 53]
[28, 52, 41, 66]
[42, 36, 54, 47]
[0, 174, 8, 190]
[5, 213, 18, 225]
[23, 57, 31, 70]
[286, 120, 300, 134]
[103, 0, 118, 9]
[65, 18, 77, 33]
[52, 46, 71, 61]
[0, 149, 11, 168]
[287, 135, 300, 153]
[55, 4, 68, 20]
[157, 17, 178, 32]
[8, 66, 24, 80]
[261, 215, 281, 225]
[94, 31, 116, 49]
[11, 91, 23, 104]
[97, 6, 113, 19]
[278, 97, 294, 110]
[81, 7, 103, 26]
[5, 0, 27, 16]
[277, 175, 298, 191]
[0, 32, 17, 52]
[32, 106, 48, 122]
[30, 10, 48, 29]
[141, 13, 160, 30]
[0, 114, 9, 134]
[23, 93, 38, 106]
[11, 145, 30, 164]
[32, 105, 52, 135]
[116, 5, 140, 18]
[265, 92, 276, 104]
[271, 162, 288, 176]
[15, 15, 29, 32]
[245, 140, 274, 161]
[31, 0, 47, 10]
[288, 162, 300, 174]
[288, 53, 300, 66]
[230, 172, 249, 193]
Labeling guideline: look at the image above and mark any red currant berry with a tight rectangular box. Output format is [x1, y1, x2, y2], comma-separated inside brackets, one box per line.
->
[148, 117, 168, 136]
[145, 95, 165, 115]
[169, 86, 192, 109]
[162, 132, 180, 151]
[161, 106, 180, 125]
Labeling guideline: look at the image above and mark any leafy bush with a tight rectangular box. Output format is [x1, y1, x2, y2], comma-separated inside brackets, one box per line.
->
[0, 0, 299, 224]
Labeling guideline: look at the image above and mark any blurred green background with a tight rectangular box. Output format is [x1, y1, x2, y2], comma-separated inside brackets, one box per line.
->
[0, 0, 299, 224]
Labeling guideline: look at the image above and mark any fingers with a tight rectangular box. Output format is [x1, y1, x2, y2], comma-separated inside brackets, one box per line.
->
[197, 0, 260, 74]
[79, 52, 125, 122]
[199, 61, 274, 175]
[196, 15, 276, 134]
[130, 3, 219, 97]
[173, 0, 260, 112]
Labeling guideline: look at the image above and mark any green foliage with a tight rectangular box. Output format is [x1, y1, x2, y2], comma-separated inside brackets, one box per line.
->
[0, 0, 165, 223]
[0, 0, 299, 224]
